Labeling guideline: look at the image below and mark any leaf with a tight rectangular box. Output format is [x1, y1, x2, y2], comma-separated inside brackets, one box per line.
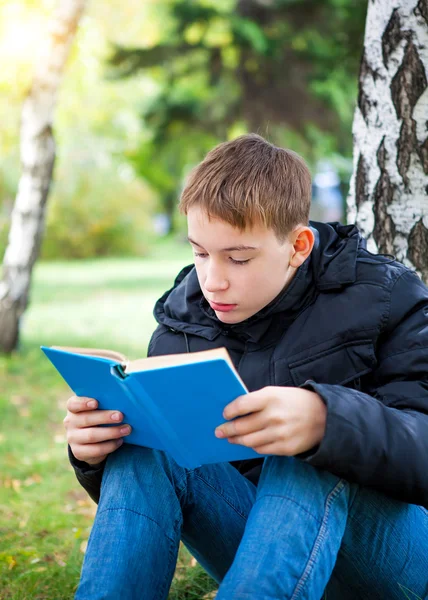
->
[24, 473, 43, 486]
[54, 554, 67, 567]
[12, 479, 21, 493]
[11, 395, 29, 406]
[76, 499, 92, 507]
[6, 556, 17, 570]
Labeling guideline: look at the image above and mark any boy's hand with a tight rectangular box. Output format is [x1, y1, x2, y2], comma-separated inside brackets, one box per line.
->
[214, 386, 326, 456]
[64, 396, 132, 465]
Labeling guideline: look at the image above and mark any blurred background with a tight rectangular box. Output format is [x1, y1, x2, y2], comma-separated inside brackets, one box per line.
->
[0, 0, 367, 597]
[0, 0, 368, 259]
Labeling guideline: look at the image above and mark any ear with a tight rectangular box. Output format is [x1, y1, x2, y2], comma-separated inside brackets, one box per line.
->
[289, 226, 315, 268]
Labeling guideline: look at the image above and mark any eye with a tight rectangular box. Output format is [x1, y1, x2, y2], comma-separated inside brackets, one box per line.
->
[194, 252, 208, 258]
[229, 258, 251, 265]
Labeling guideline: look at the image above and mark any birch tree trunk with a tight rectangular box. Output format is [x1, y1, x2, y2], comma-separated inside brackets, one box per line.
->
[0, 0, 86, 353]
[347, 0, 428, 283]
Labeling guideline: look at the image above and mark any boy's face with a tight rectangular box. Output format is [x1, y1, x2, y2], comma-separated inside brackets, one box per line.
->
[187, 206, 302, 324]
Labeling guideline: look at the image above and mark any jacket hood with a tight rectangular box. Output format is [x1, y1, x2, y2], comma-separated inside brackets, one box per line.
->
[153, 221, 362, 342]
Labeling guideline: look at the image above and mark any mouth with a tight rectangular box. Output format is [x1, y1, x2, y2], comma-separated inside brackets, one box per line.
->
[209, 301, 238, 313]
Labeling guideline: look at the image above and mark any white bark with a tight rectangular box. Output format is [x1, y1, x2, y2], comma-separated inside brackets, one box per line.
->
[347, 0, 428, 282]
[0, 0, 86, 352]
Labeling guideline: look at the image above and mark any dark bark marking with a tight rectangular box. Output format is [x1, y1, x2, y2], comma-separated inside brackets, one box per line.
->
[415, 0, 428, 26]
[373, 138, 396, 254]
[0, 297, 20, 353]
[391, 40, 427, 120]
[358, 51, 378, 122]
[419, 137, 428, 174]
[382, 9, 401, 68]
[358, 87, 370, 122]
[397, 118, 419, 186]
[355, 154, 369, 208]
[391, 41, 427, 185]
[408, 218, 428, 283]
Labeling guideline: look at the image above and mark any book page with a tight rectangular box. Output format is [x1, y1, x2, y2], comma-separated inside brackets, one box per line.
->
[51, 345, 242, 385]
[52, 346, 127, 364]
[126, 347, 235, 374]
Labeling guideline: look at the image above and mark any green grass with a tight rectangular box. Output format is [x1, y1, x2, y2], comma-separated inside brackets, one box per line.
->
[0, 238, 218, 599]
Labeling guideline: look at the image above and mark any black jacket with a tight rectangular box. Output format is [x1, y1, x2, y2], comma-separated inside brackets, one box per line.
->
[70, 222, 428, 507]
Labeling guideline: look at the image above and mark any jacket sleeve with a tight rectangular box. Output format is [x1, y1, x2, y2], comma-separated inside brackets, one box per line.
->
[302, 269, 428, 507]
[68, 446, 105, 504]
[67, 327, 164, 503]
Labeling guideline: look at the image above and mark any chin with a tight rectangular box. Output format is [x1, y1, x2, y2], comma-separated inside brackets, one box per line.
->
[215, 309, 249, 324]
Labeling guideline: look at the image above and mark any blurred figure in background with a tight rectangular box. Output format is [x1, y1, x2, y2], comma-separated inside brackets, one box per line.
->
[310, 160, 344, 223]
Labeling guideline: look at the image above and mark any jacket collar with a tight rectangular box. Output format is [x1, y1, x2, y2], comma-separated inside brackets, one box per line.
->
[310, 222, 359, 290]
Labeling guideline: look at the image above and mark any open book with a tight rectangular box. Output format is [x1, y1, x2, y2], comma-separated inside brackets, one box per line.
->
[41, 345, 264, 469]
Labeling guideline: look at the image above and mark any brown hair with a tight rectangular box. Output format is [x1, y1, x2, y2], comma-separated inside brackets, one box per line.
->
[179, 133, 312, 240]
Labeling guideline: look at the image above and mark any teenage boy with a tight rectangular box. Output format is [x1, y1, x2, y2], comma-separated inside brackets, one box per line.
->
[64, 134, 428, 599]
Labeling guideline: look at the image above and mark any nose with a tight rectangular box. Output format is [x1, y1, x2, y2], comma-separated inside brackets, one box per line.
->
[204, 261, 229, 293]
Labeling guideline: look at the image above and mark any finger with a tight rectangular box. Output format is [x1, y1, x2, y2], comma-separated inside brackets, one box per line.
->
[68, 424, 131, 446]
[215, 411, 267, 439]
[65, 409, 124, 429]
[227, 428, 277, 449]
[223, 389, 269, 420]
[67, 396, 99, 413]
[72, 439, 124, 461]
[252, 442, 279, 455]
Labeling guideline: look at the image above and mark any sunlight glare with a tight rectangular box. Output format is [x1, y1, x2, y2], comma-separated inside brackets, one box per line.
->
[0, 5, 47, 66]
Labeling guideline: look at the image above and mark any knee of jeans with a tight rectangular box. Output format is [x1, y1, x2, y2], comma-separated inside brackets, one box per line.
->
[104, 444, 177, 481]
[258, 455, 352, 500]
[101, 445, 185, 502]
[105, 444, 169, 471]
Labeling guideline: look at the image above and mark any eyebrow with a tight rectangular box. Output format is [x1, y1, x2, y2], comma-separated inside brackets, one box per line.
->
[187, 236, 259, 252]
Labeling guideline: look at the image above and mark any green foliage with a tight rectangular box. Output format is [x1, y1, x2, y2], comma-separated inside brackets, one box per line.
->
[128, 130, 219, 223]
[0, 2, 159, 260]
[110, 0, 367, 149]
[0, 0, 368, 259]
[0, 211, 10, 259]
[41, 161, 155, 260]
[106, 0, 367, 223]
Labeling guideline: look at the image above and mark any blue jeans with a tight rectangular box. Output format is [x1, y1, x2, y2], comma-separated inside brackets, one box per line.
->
[75, 445, 428, 599]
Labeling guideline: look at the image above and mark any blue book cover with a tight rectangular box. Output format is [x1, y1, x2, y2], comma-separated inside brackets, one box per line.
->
[41, 346, 264, 469]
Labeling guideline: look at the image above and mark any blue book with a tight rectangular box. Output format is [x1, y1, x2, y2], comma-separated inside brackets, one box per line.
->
[41, 345, 264, 469]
